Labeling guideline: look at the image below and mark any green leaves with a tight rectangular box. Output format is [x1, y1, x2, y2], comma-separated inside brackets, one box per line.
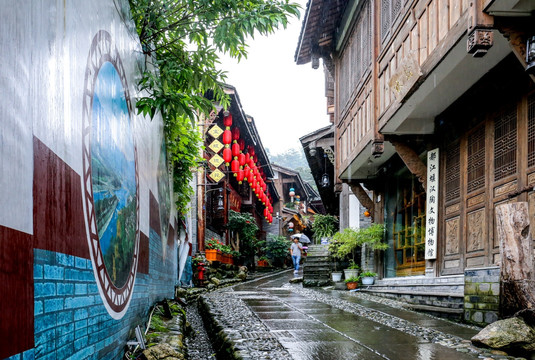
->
[128, 0, 300, 216]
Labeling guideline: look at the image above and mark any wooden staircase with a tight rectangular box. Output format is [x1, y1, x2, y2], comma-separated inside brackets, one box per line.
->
[302, 245, 332, 287]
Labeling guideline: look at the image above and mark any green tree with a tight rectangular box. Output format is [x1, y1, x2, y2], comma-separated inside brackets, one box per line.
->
[128, 0, 300, 214]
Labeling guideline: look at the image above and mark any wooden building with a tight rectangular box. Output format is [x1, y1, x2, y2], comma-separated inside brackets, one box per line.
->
[196, 85, 279, 253]
[296, 0, 535, 325]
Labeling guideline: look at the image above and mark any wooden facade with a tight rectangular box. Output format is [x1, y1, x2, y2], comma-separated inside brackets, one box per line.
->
[296, 0, 535, 280]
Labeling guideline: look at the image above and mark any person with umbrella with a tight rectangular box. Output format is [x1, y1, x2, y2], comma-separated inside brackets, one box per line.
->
[290, 235, 304, 274]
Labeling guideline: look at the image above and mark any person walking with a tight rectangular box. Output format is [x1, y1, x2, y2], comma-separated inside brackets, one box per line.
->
[290, 238, 303, 274]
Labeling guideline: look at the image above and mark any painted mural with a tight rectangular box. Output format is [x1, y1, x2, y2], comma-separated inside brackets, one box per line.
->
[0, 3, 181, 358]
[82, 30, 140, 319]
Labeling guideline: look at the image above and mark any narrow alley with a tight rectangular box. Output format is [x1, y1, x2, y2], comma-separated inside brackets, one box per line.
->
[197, 271, 508, 360]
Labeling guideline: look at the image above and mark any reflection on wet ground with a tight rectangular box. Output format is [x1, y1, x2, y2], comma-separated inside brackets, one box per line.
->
[229, 270, 480, 360]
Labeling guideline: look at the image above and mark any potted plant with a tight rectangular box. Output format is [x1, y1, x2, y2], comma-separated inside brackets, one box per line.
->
[327, 239, 343, 282]
[361, 271, 377, 285]
[344, 260, 360, 280]
[311, 214, 339, 244]
[344, 275, 360, 290]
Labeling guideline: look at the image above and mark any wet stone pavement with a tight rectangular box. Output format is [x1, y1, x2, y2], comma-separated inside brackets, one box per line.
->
[200, 270, 524, 360]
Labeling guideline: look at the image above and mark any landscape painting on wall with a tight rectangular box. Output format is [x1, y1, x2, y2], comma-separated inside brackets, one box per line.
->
[91, 61, 137, 287]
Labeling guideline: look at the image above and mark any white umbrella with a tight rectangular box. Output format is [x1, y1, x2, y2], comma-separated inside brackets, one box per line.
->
[291, 233, 311, 243]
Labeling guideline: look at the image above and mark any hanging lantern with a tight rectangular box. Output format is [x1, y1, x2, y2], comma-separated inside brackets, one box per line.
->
[364, 210, 371, 217]
[232, 127, 240, 141]
[238, 153, 246, 167]
[256, 184, 261, 195]
[288, 222, 294, 232]
[253, 154, 258, 164]
[231, 159, 239, 174]
[237, 169, 245, 184]
[223, 113, 233, 127]
[264, 208, 269, 218]
[222, 129, 232, 145]
[248, 146, 255, 157]
[246, 169, 254, 183]
[223, 147, 232, 165]
[238, 138, 245, 151]
[295, 195, 300, 203]
[232, 141, 240, 158]
[289, 188, 295, 197]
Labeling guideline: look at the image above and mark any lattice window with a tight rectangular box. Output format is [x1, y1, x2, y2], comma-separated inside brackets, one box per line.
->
[494, 105, 517, 181]
[381, 0, 390, 42]
[445, 141, 460, 202]
[467, 126, 486, 193]
[528, 94, 535, 167]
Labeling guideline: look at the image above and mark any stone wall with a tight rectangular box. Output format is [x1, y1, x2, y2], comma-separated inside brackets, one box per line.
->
[464, 267, 500, 326]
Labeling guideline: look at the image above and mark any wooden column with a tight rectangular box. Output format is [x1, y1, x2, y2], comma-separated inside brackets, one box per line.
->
[495, 202, 535, 322]
[197, 168, 205, 252]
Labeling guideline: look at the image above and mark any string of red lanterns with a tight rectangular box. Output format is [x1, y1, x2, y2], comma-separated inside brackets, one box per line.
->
[220, 113, 274, 224]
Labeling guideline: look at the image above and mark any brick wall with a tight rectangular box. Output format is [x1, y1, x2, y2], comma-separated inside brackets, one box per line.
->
[22, 227, 175, 360]
[464, 267, 500, 326]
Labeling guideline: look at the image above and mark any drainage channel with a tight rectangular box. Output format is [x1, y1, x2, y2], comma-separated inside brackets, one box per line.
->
[185, 302, 217, 359]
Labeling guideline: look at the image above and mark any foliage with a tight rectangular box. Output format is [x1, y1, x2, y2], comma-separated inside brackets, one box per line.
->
[332, 224, 387, 262]
[227, 210, 259, 258]
[347, 260, 360, 270]
[206, 238, 223, 250]
[344, 276, 361, 283]
[312, 214, 339, 240]
[270, 148, 316, 192]
[361, 271, 377, 277]
[263, 235, 291, 267]
[128, 0, 300, 214]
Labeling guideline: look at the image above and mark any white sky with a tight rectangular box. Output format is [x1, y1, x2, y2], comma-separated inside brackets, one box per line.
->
[218, 0, 330, 155]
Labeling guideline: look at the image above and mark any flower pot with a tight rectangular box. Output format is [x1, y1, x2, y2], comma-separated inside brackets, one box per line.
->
[332, 272, 343, 282]
[362, 276, 375, 285]
[205, 249, 218, 261]
[346, 281, 358, 290]
[344, 269, 359, 279]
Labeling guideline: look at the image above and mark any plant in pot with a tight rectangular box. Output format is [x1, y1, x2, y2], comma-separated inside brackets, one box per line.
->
[344, 260, 360, 280]
[360, 271, 377, 285]
[311, 214, 339, 244]
[332, 228, 361, 279]
[344, 275, 361, 290]
[327, 239, 343, 282]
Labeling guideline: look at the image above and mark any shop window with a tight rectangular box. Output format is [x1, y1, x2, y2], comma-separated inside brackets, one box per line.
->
[384, 169, 426, 277]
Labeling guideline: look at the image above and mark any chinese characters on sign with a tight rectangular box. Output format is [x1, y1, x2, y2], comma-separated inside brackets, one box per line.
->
[425, 148, 439, 260]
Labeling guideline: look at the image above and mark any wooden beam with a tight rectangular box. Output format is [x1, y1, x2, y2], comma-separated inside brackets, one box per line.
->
[389, 138, 427, 192]
[349, 182, 374, 214]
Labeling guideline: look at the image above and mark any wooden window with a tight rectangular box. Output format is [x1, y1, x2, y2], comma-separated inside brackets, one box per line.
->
[494, 105, 517, 181]
[381, 0, 403, 44]
[445, 141, 460, 202]
[467, 126, 486, 193]
[528, 94, 535, 167]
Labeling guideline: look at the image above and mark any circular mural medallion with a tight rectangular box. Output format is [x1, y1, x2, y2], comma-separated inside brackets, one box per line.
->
[82, 30, 139, 319]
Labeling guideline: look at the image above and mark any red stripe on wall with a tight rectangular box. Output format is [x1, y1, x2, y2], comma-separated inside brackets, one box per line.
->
[0, 225, 34, 358]
[138, 231, 149, 274]
[33, 137, 89, 259]
[149, 191, 161, 237]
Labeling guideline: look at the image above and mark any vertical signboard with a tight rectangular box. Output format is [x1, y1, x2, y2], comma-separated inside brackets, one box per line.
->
[425, 148, 439, 260]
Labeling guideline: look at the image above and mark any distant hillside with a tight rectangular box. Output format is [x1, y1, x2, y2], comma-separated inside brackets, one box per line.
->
[268, 147, 317, 192]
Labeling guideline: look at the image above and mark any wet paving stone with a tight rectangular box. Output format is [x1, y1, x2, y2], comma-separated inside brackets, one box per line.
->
[198, 270, 522, 360]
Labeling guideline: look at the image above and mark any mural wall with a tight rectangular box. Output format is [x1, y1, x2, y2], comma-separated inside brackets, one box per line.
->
[0, 1, 180, 359]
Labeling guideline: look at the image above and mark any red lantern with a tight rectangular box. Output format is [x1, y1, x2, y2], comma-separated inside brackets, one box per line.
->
[237, 169, 244, 184]
[223, 148, 232, 165]
[239, 139, 245, 151]
[264, 208, 268, 218]
[232, 141, 240, 158]
[223, 113, 233, 127]
[256, 184, 261, 195]
[238, 153, 246, 167]
[222, 130, 232, 145]
[232, 127, 240, 141]
[248, 146, 255, 157]
[253, 154, 258, 163]
[247, 170, 253, 183]
[231, 159, 239, 174]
